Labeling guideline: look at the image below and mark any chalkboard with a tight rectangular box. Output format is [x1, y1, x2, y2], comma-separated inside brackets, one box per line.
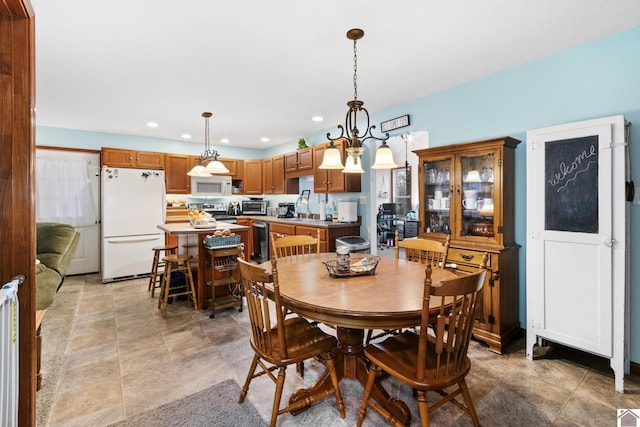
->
[545, 135, 599, 233]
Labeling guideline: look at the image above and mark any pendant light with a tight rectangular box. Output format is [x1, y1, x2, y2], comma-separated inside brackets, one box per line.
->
[187, 112, 229, 176]
[323, 28, 397, 173]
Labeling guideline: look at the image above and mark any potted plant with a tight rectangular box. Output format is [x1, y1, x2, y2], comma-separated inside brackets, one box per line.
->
[297, 138, 308, 150]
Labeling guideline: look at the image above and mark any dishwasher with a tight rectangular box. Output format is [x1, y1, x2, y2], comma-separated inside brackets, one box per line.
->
[252, 221, 270, 263]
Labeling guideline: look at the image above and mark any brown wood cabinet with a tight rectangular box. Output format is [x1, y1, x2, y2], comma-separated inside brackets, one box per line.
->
[243, 160, 263, 194]
[236, 218, 253, 259]
[165, 154, 195, 194]
[285, 148, 313, 178]
[102, 147, 165, 169]
[313, 140, 361, 193]
[270, 221, 361, 254]
[263, 155, 298, 194]
[414, 136, 521, 354]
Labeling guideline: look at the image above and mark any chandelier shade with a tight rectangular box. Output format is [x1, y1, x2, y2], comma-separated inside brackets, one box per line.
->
[326, 28, 396, 174]
[318, 142, 344, 169]
[371, 142, 398, 169]
[187, 112, 229, 176]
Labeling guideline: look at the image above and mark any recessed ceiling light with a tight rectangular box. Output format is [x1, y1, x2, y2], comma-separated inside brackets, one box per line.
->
[146, 121, 159, 128]
[181, 133, 192, 139]
[312, 116, 324, 122]
[220, 138, 230, 144]
[260, 137, 269, 143]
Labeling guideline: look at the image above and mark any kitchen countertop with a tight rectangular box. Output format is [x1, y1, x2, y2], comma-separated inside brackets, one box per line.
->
[158, 221, 250, 235]
[239, 215, 360, 229]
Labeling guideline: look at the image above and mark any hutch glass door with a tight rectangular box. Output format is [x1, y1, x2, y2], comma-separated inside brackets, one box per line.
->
[459, 152, 495, 238]
[422, 157, 452, 235]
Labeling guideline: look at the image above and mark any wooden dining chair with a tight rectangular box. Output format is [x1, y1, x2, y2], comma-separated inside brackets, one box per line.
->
[395, 230, 451, 268]
[357, 262, 486, 427]
[270, 229, 320, 259]
[236, 257, 345, 427]
[366, 232, 451, 344]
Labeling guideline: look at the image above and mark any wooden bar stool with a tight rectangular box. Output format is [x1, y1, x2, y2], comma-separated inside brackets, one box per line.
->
[157, 254, 197, 319]
[148, 245, 178, 297]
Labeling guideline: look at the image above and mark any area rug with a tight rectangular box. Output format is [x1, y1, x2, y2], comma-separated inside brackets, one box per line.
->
[107, 379, 267, 427]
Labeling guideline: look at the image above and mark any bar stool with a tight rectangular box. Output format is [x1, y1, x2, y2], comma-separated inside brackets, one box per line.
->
[157, 254, 197, 319]
[148, 245, 178, 297]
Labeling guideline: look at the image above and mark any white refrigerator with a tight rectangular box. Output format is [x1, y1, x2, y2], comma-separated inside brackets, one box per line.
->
[101, 167, 166, 282]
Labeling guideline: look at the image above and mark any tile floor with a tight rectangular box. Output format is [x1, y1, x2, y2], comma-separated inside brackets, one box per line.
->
[37, 273, 640, 427]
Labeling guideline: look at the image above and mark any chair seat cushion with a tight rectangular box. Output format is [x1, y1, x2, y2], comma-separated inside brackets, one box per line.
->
[261, 317, 337, 363]
[364, 330, 470, 390]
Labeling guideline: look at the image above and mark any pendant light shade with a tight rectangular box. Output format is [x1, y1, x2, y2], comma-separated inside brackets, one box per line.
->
[187, 163, 210, 177]
[318, 142, 345, 169]
[205, 159, 230, 174]
[342, 154, 364, 174]
[371, 142, 398, 169]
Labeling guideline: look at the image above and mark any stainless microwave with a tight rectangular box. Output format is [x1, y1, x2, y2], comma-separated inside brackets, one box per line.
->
[191, 175, 232, 197]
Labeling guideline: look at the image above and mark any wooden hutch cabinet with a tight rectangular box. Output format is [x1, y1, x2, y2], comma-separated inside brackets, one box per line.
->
[414, 136, 521, 354]
[313, 140, 361, 193]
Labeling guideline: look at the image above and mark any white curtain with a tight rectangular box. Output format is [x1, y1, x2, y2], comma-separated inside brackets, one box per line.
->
[36, 158, 98, 227]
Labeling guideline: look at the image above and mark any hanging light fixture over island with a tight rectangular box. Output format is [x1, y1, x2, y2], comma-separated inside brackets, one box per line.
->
[187, 112, 230, 176]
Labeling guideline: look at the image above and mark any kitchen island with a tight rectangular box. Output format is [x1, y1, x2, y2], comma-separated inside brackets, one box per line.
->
[157, 222, 250, 310]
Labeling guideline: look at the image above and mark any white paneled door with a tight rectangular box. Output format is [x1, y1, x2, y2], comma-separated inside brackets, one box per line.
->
[526, 115, 628, 392]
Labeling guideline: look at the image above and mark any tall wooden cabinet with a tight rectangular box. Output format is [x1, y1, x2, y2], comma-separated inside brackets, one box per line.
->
[414, 136, 521, 354]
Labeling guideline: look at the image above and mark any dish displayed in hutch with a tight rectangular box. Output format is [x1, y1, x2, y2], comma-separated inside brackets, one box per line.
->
[414, 136, 521, 354]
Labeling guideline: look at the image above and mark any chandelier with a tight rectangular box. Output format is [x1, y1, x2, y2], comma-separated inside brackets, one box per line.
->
[187, 112, 230, 176]
[319, 28, 397, 174]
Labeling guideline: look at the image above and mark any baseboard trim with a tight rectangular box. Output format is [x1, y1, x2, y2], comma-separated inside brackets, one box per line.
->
[631, 361, 640, 377]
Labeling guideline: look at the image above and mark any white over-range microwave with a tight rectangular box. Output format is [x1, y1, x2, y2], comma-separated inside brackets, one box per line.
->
[191, 175, 232, 197]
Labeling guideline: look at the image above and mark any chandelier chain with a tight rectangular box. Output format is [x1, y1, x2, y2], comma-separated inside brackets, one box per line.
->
[353, 38, 358, 101]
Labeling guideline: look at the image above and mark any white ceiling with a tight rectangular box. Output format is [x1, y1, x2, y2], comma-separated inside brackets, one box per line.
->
[32, 0, 640, 150]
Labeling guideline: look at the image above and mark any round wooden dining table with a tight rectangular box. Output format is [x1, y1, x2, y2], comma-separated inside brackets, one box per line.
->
[259, 252, 460, 424]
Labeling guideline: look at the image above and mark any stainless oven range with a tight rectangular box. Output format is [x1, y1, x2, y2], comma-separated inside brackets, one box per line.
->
[190, 202, 238, 224]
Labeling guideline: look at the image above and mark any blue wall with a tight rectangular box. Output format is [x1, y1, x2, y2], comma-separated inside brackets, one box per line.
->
[38, 26, 640, 364]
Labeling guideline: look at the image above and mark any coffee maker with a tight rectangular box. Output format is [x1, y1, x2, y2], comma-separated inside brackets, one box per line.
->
[277, 202, 296, 218]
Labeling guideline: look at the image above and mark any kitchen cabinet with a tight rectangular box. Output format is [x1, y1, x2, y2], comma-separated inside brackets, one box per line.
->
[313, 140, 361, 193]
[285, 148, 313, 178]
[414, 136, 521, 354]
[236, 218, 253, 260]
[263, 155, 299, 194]
[165, 154, 196, 194]
[243, 160, 263, 195]
[102, 147, 165, 169]
[270, 221, 361, 253]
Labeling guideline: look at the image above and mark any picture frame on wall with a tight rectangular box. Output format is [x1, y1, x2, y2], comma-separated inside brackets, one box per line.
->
[391, 166, 411, 215]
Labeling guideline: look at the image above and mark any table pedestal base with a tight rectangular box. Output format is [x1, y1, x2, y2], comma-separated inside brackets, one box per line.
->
[289, 326, 411, 424]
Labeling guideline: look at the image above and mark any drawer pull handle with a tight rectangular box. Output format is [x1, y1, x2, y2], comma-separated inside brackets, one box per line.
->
[460, 253, 474, 262]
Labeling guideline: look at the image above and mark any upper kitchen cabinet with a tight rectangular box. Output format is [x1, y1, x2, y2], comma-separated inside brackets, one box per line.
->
[263, 155, 299, 194]
[284, 147, 313, 178]
[165, 154, 196, 194]
[415, 137, 519, 247]
[313, 140, 361, 193]
[244, 160, 263, 195]
[102, 147, 165, 169]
